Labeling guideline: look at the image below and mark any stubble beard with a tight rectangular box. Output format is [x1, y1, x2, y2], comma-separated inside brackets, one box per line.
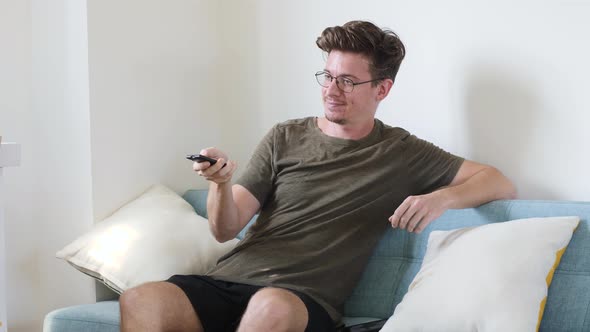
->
[323, 98, 347, 124]
[325, 114, 347, 125]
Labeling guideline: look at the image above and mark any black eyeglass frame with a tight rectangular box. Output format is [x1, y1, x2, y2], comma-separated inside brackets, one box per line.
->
[315, 71, 384, 93]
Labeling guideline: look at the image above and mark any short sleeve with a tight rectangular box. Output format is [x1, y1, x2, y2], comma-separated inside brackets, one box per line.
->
[402, 134, 464, 195]
[235, 125, 277, 205]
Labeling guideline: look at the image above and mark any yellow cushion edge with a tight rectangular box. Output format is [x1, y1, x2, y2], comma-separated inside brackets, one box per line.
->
[536, 221, 579, 331]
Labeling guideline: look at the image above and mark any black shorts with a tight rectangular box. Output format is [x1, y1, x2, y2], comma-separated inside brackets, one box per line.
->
[166, 275, 337, 332]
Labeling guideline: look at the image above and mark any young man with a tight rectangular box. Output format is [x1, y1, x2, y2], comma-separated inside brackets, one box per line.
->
[119, 21, 516, 332]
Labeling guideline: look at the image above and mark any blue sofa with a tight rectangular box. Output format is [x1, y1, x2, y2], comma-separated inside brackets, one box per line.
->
[44, 189, 590, 331]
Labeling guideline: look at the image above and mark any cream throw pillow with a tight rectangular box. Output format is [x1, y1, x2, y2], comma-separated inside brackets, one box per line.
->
[57, 184, 238, 293]
[382, 216, 579, 332]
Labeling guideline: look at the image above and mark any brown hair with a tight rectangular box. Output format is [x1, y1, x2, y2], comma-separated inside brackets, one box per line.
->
[316, 20, 406, 84]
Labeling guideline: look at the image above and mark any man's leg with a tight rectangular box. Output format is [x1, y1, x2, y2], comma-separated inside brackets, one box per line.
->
[237, 287, 309, 332]
[119, 281, 203, 332]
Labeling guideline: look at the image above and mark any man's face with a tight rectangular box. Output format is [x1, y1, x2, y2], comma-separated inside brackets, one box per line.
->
[321, 50, 382, 126]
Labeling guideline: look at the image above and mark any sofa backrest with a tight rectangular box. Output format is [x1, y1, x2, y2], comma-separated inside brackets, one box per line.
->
[345, 200, 590, 332]
[183, 190, 590, 331]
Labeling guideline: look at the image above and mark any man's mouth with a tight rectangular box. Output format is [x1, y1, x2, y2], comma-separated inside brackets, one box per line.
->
[326, 99, 346, 108]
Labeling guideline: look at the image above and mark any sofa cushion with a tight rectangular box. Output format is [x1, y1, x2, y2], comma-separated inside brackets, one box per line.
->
[42, 300, 381, 332]
[55, 185, 239, 293]
[43, 301, 120, 332]
[381, 216, 579, 331]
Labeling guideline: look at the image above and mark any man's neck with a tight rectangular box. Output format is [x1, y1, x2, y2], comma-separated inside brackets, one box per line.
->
[317, 117, 375, 140]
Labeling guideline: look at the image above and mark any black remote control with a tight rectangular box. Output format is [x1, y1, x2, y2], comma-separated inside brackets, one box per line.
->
[186, 154, 218, 165]
[186, 154, 227, 168]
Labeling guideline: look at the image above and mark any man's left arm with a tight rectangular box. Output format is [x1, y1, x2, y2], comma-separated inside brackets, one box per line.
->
[389, 160, 516, 233]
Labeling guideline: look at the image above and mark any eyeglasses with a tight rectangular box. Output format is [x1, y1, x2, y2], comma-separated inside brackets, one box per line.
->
[315, 71, 383, 93]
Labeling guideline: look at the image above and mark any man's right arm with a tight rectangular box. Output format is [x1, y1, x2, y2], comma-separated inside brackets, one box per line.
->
[207, 183, 260, 242]
[194, 148, 261, 243]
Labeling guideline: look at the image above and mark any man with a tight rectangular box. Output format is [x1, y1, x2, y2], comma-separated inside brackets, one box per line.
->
[119, 21, 516, 332]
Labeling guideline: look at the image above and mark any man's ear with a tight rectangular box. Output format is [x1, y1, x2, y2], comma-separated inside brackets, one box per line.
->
[376, 79, 394, 101]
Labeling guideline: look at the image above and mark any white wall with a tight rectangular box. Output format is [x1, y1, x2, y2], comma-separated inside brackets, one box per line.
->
[1, 0, 590, 330]
[86, 0, 229, 300]
[31, 0, 97, 328]
[87, 0, 224, 224]
[1, 1, 96, 331]
[247, 0, 590, 201]
[0, 1, 35, 331]
[2, 0, 226, 329]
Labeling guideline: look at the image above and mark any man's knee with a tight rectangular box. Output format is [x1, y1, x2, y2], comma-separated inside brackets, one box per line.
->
[242, 287, 308, 330]
[120, 284, 142, 312]
[120, 282, 157, 312]
[248, 288, 293, 316]
[120, 281, 203, 332]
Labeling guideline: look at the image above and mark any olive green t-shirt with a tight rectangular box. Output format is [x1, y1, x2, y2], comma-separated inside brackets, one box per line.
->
[207, 117, 463, 323]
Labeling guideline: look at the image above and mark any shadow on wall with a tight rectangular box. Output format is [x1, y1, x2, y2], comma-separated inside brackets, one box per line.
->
[463, 64, 555, 200]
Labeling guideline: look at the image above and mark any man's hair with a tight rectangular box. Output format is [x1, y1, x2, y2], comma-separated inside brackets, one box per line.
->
[316, 20, 406, 84]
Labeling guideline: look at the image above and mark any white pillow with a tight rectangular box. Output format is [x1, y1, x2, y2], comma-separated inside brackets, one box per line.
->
[382, 216, 579, 332]
[56, 184, 238, 293]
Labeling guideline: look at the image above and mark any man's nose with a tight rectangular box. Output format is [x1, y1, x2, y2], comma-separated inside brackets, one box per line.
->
[326, 79, 342, 95]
